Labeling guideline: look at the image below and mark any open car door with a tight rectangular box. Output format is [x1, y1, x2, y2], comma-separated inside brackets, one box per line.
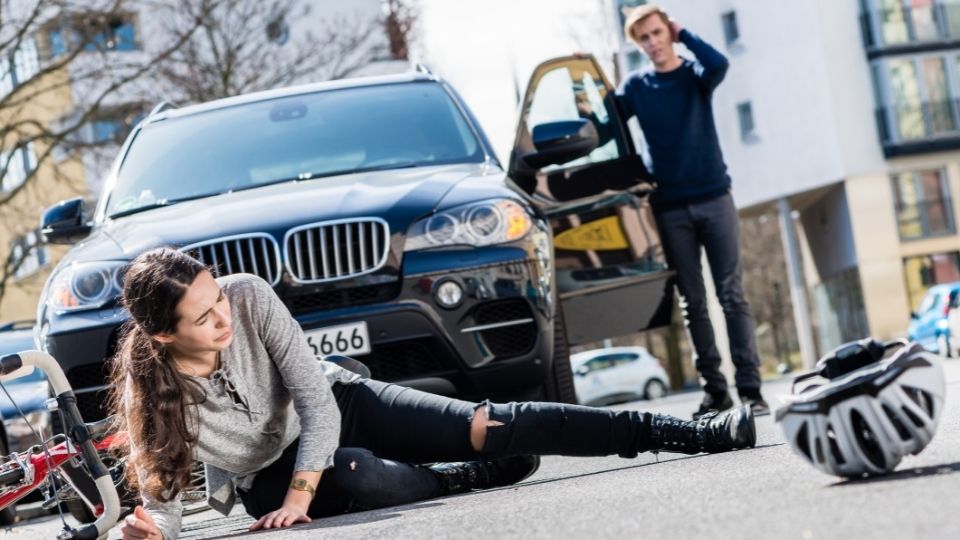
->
[509, 54, 675, 346]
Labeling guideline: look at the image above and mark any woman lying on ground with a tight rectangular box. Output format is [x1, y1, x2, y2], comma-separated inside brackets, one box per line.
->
[112, 248, 756, 540]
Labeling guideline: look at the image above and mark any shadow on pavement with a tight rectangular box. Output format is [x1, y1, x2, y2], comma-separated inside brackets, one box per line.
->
[512, 443, 785, 489]
[201, 501, 446, 538]
[828, 461, 960, 488]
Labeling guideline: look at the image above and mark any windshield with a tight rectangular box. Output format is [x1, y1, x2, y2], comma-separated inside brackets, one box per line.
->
[105, 82, 484, 217]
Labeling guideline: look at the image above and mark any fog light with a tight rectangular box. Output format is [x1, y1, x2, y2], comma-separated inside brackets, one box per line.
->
[435, 280, 463, 309]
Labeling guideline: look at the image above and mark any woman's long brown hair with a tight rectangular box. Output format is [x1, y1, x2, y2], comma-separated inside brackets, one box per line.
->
[107, 247, 208, 502]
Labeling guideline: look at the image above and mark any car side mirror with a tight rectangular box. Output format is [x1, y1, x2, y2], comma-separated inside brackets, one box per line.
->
[41, 197, 92, 244]
[575, 365, 589, 377]
[522, 119, 598, 169]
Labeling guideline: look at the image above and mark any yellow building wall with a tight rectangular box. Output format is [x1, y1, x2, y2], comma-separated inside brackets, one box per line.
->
[845, 173, 912, 340]
[846, 152, 960, 340]
[0, 68, 88, 322]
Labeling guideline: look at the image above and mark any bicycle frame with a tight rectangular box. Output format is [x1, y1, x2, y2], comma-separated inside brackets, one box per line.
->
[0, 350, 121, 540]
[0, 432, 120, 516]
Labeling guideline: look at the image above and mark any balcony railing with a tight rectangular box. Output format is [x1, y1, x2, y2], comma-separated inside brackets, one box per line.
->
[860, 2, 960, 52]
[874, 99, 960, 154]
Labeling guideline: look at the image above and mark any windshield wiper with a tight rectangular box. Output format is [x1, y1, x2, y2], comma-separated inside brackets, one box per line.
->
[230, 162, 423, 193]
[107, 193, 219, 219]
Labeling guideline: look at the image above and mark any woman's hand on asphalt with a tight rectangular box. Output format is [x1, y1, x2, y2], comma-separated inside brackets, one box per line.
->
[119, 505, 163, 539]
[249, 503, 313, 531]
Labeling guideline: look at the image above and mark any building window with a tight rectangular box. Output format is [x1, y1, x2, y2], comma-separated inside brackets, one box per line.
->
[83, 15, 137, 51]
[812, 267, 869, 352]
[872, 51, 960, 146]
[48, 28, 67, 57]
[624, 49, 647, 73]
[737, 101, 756, 141]
[903, 250, 960, 310]
[879, 0, 910, 45]
[90, 105, 145, 144]
[892, 168, 955, 239]
[888, 58, 925, 139]
[946, 0, 960, 35]
[266, 16, 290, 45]
[0, 38, 39, 98]
[46, 13, 138, 56]
[721, 11, 740, 46]
[10, 231, 49, 281]
[921, 56, 954, 134]
[0, 142, 37, 193]
[862, 0, 954, 47]
[911, 0, 940, 40]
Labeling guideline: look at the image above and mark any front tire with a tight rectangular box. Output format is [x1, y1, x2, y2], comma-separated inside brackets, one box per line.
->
[644, 379, 668, 400]
[541, 306, 578, 404]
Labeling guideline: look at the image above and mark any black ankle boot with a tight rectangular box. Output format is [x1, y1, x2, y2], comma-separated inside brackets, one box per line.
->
[648, 404, 756, 454]
[429, 455, 541, 494]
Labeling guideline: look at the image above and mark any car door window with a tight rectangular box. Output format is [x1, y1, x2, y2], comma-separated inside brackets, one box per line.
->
[525, 65, 621, 172]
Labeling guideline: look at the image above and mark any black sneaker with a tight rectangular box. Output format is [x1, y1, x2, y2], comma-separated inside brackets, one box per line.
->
[738, 389, 771, 417]
[692, 391, 734, 420]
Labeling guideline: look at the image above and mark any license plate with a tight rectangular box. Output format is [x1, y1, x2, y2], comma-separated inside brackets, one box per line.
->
[305, 321, 371, 357]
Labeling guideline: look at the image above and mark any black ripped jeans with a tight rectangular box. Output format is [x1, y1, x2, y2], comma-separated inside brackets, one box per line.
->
[238, 379, 653, 518]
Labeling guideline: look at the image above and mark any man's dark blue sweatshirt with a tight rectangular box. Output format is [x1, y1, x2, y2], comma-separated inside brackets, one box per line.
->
[617, 29, 731, 209]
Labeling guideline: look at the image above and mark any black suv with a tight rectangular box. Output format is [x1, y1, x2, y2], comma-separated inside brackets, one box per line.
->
[37, 56, 674, 421]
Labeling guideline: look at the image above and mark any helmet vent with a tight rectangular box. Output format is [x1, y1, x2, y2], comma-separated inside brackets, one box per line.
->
[814, 437, 825, 463]
[795, 423, 813, 463]
[901, 385, 935, 418]
[850, 409, 886, 470]
[826, 424, 845, 465]
[901, 405, 925, 429]
[882, 404, 911, 441]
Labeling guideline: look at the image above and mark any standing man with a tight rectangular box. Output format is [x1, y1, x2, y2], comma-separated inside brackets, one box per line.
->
[618, 4, 769, 418]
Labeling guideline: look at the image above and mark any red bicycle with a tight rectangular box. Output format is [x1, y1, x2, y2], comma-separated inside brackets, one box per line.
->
[0, 350, 121, 539]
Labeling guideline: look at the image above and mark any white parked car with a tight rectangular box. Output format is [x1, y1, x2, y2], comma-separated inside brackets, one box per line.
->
[570, 346, 670, 406]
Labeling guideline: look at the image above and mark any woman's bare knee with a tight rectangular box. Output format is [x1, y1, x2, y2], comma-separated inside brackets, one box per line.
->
[470, 405, 504, 452]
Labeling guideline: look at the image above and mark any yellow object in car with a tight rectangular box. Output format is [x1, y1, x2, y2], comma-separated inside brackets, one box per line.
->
[554, 216, 628, 251]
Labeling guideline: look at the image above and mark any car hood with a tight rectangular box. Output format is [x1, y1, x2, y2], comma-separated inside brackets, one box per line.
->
[72, 163, 510, 262]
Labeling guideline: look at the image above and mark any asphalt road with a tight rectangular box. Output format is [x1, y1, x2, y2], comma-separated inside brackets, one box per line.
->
[8, 361, 960, 540]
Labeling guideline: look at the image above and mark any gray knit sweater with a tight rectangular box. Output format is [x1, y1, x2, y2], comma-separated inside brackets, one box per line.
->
[134, 273, 360, 539]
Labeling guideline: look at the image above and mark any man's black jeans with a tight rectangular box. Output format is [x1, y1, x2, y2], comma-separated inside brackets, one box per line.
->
[653, 191, 762, 395]
[238, 379, 653, 518]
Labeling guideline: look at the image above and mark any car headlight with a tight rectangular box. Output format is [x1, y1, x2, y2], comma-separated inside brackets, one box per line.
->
[404, 199, 532, 251]
[47, 261, 127, 313]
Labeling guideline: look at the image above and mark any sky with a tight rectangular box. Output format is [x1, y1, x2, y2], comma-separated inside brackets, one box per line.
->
[413, 0, 621, 163]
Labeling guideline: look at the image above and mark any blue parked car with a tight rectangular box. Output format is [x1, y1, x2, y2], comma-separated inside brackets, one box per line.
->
[0, 320, 51, 524]
[907, 282, 960, 356]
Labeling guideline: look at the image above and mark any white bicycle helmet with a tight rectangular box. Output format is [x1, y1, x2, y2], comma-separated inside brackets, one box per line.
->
[775, 338, 945, 478]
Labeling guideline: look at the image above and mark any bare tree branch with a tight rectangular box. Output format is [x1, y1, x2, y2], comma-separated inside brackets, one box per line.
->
[150, 0, 392, 103]
[0, 0, 217, 305]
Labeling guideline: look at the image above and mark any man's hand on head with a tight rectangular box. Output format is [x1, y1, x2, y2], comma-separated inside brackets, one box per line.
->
[670, 19, 683, 42]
